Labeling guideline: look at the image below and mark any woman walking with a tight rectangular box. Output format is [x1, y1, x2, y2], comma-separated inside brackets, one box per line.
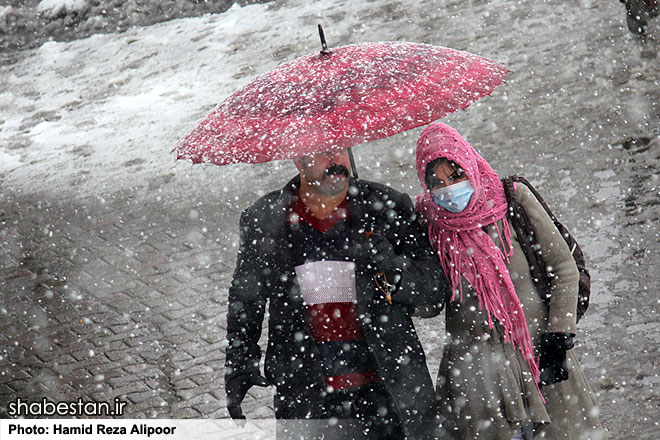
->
[414, 122, 606, 439]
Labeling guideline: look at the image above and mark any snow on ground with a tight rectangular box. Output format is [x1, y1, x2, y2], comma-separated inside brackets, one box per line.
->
[36, 0, 90, 20]
[3, 1, 278, 199]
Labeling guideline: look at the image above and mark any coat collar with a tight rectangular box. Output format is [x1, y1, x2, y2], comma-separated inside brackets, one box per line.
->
[274, 174, 370, 228]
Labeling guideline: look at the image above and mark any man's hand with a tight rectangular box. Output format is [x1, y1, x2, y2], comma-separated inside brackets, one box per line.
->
[538, 332, 574, 387]
[345, 232, 403, 289]
[366, 233, 401, 278]
[226, 373, 269, 422]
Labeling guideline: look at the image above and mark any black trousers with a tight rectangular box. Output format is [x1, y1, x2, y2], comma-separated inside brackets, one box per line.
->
[322, 381, 405, 439]
[275, 382, 406, 439]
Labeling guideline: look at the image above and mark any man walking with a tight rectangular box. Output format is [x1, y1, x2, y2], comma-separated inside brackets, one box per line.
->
[225, 149, 448, 438]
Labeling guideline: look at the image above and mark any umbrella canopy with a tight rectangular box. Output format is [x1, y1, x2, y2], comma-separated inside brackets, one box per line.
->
[176, 41, 508, 166]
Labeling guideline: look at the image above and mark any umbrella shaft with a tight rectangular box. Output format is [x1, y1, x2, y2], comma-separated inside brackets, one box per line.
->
[348, 148, 359, 179]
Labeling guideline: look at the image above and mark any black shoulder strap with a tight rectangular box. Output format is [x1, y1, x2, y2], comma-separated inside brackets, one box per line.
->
[508, 176, 560, 223]
[502, 177, 552, 303]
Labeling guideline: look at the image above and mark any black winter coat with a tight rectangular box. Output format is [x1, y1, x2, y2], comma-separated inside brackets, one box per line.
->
[225, 176, 449, 439]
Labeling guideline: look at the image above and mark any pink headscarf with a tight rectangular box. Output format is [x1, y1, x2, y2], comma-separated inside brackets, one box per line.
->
[414, 122, 541, 388]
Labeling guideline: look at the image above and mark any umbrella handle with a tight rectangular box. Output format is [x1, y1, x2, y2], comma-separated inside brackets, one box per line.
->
[318, 24, 330, 55]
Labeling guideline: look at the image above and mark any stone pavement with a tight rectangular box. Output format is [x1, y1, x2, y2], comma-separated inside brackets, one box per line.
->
[0, 187, 273, 419]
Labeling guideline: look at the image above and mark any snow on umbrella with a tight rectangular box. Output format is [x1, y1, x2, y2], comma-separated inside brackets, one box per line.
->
[176, 28, 508, 167]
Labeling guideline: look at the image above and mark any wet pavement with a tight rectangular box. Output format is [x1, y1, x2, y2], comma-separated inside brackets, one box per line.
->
[1, 0, 659, 438]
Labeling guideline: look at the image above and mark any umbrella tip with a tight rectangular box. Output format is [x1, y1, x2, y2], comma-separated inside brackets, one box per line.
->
[318, 24, 330, 55]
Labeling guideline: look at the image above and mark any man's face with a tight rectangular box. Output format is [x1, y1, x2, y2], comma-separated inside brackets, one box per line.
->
[294, 149, 352, 196]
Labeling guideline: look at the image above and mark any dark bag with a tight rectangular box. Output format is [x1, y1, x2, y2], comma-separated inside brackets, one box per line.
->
[501, 176, 590, 323]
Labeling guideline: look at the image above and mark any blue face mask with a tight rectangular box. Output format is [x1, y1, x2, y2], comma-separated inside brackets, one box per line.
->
[430, 180, 474, 213]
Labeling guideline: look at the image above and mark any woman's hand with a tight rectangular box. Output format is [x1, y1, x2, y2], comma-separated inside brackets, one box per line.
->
[539, 332, 574, 387]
